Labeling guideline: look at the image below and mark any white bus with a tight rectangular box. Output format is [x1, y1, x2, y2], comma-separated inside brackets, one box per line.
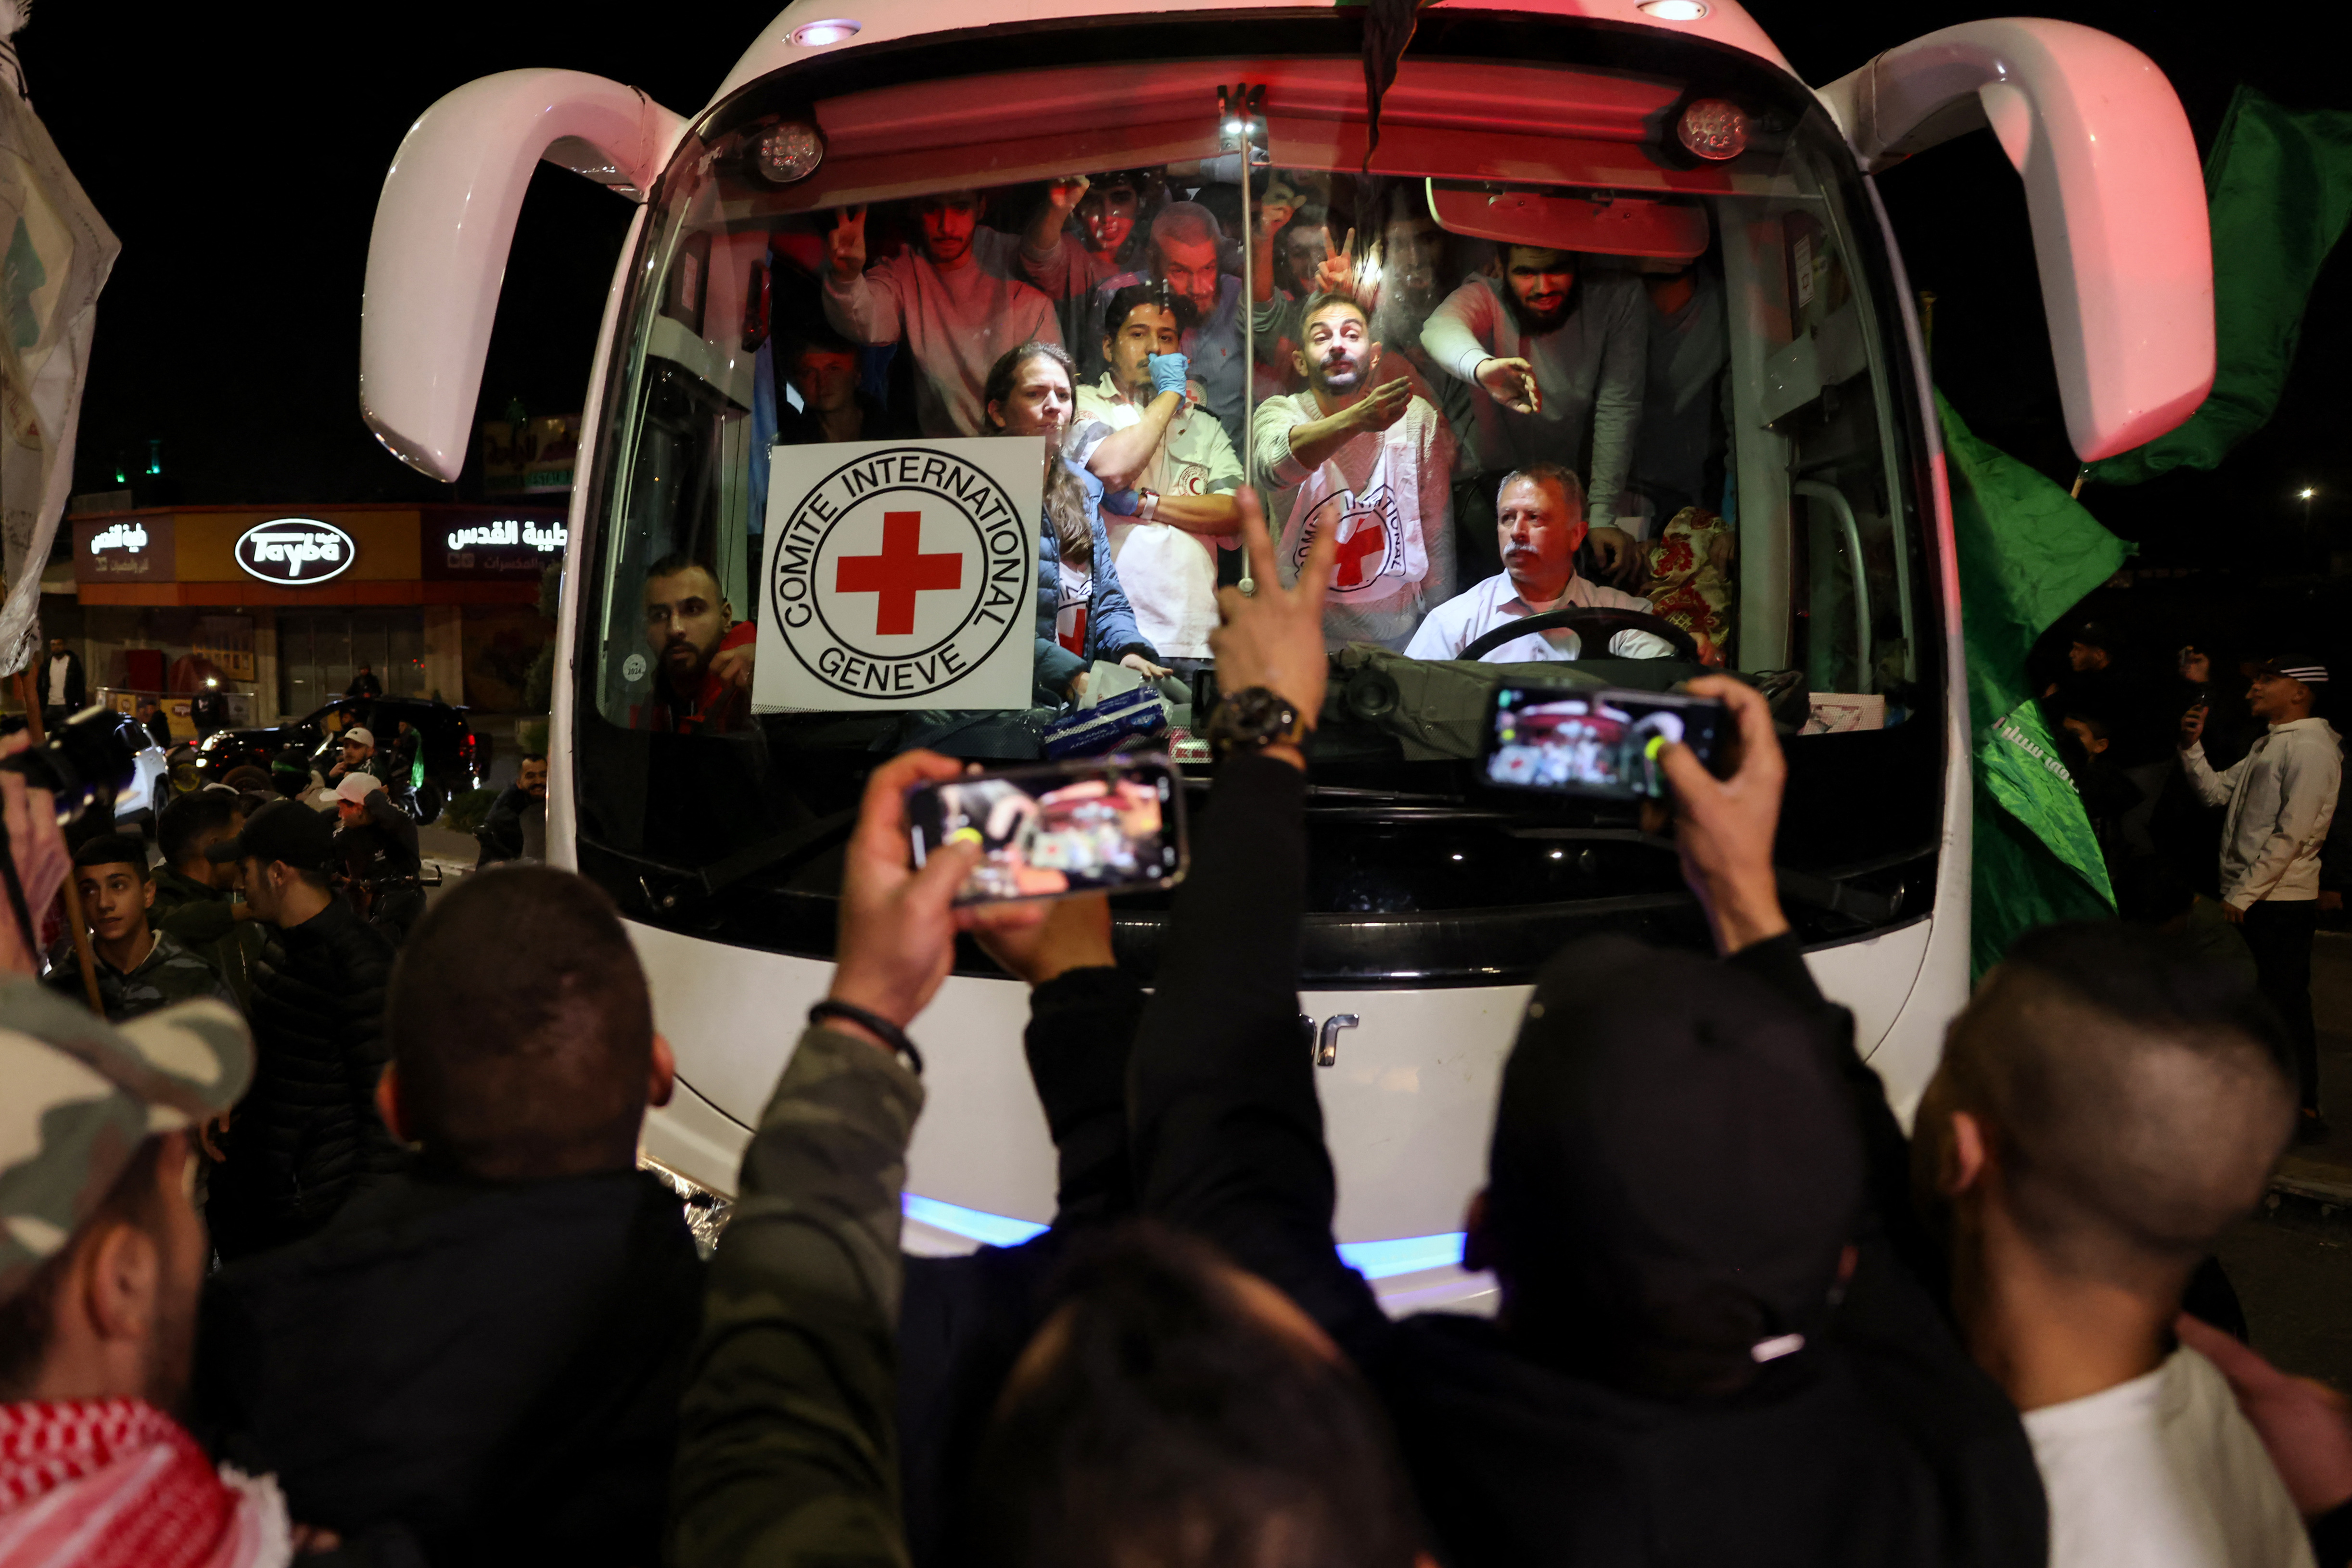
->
[359, 0, 2212, 1308]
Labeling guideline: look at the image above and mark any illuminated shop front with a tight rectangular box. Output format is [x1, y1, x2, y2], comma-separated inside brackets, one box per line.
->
[59, 502, 565, 726]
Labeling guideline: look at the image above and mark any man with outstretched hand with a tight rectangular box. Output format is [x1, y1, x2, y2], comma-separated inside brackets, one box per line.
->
[1128, 489, 2046, 1568]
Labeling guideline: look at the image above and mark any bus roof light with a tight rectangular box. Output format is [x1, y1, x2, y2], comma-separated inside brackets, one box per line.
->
[1677, 99, 1749, 161]
[1639, 0, 1709, 19]
[790, 19, 860, 47]
[757, 122, 825, 184]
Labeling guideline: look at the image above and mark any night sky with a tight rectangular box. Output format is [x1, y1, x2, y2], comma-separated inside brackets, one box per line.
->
[20, 1, 2347, 580]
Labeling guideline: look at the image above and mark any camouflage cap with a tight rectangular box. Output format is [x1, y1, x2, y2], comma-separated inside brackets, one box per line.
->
[0, 979, 252, 1306]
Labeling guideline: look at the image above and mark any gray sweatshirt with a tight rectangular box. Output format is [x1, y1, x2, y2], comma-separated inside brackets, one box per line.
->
[1418, 272, 1647, 533]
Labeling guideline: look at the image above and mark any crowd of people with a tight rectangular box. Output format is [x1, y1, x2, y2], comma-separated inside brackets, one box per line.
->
[5, 491, 2351, 1566]
[2038, 623, 2344, 1145]
[648, 167, 1735, 732]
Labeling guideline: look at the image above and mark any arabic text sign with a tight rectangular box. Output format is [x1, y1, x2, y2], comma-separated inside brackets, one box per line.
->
[755, 440, 1041, 713]
[71, 514, 175, 582]
[234, 518, 356, 585]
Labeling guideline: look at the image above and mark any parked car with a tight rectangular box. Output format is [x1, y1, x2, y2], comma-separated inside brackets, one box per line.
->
[0, 708, 170, 834]
[110, 714, 171, 835]
[194, 696, 487, 824]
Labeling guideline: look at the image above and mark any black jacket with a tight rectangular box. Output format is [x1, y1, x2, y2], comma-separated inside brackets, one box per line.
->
[43, 650, 85, 710]
[897, 965, 1145, 1568]
[336, 794, 426, 945]
[197, 1168, 703, 1565]
[1127, 755, 2048, 1568]
[475, 785, 538, 866]
[212, 897, 403, 1259]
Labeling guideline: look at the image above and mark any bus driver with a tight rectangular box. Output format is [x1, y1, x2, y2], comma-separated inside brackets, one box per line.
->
[1405, 463, 1678, 663]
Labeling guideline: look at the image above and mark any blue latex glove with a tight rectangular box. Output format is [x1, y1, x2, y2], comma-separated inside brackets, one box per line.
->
[1147, 352, 1190, 397]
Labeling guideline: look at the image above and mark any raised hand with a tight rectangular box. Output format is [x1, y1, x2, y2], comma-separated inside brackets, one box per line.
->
[826, 205, 869, 282]
[1046, 174, 1090, 214]
[1210, 487, 1339, 735]
[0, 732, 69, 978]
[2180, 701, 2208, 750]
[1476, 356, 1541, 415]
[975, 892, 1116, 987]
[1313, 227, 1357, 297]
[827, 750, 1041, 1036]
[1351, 371, 1412, 435]
[1646, 675, 1788, 954]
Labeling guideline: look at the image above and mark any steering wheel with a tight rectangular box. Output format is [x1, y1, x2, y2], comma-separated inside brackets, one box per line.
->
[1455, 605, 1700, 663]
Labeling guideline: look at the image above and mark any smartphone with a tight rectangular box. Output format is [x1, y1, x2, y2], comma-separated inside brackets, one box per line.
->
[906, 753, 1187, 907]
[1482, 685, 1726, 801]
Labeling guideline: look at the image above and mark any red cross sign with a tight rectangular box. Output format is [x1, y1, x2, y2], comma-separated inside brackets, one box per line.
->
[834, 510, 965, 635]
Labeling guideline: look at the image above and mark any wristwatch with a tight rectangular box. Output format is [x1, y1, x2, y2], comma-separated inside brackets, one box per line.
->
[1204, 686, 1309, 760]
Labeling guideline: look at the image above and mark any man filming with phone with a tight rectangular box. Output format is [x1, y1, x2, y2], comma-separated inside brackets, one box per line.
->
[2178, 654, 2342, 1143]
[1404, 463, 1677, 663]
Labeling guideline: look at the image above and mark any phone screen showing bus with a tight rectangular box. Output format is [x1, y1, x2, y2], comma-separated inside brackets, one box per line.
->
[906, 754, 1187, 907]
[1483, 686, 1725, 802]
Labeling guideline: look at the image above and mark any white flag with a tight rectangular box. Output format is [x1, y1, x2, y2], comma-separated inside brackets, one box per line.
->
[0, 73, 119, 676]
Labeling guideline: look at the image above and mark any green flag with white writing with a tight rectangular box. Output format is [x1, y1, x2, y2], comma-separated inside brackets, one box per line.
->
[1940, 393, 2130, 978]
[2088, 85, 2352, 485]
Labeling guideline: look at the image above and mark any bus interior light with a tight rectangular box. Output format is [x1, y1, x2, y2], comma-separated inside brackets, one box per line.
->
[1639, 0, 1709, 18]
[757, 122, 826, 184]
[789, 19, 860, 46]
[1677, 99, 1749, 161]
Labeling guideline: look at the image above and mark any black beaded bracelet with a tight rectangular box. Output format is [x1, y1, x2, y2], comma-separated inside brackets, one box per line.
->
[808, 999, 925, 1075]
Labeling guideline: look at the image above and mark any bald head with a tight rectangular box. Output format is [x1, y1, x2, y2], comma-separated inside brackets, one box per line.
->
[1921, 924, 2293, 1290]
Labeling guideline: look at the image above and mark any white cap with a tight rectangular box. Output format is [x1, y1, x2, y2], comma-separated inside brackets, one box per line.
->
[334, 772, 385, 805]
[343, 726, 376, 748]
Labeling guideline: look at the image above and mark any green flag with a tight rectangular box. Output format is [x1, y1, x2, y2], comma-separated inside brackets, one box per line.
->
[1940, 393, 2131, 978]
[2088, 86, 2352, 485]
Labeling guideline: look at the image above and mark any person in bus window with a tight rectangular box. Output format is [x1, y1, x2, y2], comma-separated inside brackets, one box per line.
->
[1631, 258, 1730, 527]
[1421, 245, 1646, 586]
[821, 191, 1062, 437]
[1251, 293, 1456, 651]
[1070, 284, 1244, 678]
[774, 322, 896, 446]
[1405, 464, 1677, 663]
[1251, 202, 1353, 394]
[636, 556, 753, 735]
[1020, 170, 1157, 347]
[1363, 197, 1474, 431]
[980, 341, 1170, 705]
[1033, 203, 1246, 450]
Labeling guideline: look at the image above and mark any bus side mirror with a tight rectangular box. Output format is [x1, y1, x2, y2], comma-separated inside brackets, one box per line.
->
[361, 69, 687, 482]
[1817, 19, 2214, 461]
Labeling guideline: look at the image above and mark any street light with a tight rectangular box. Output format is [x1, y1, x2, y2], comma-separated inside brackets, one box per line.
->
[2301, 486, 2318, 530]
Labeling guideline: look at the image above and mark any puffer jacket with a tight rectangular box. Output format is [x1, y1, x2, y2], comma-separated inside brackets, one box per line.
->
[1034, 455, 1157, 702]
[210, 898, 402, 1260]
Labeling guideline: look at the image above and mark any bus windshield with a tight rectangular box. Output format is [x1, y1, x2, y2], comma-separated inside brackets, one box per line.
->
[572, 15, 1945, 981]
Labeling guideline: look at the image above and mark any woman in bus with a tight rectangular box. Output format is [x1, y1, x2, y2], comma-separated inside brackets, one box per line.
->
[980, 340, 1172, 706]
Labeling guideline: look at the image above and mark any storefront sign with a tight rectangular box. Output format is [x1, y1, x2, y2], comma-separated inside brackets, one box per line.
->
[72, 514, 177, 583]
[235, 518, 356, 584]
[443, 518, 567, 553]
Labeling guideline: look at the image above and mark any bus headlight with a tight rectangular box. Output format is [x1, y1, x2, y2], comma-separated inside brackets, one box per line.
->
[756, 122, 825, 184]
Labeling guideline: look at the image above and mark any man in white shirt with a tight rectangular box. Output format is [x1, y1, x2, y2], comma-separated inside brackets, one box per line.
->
[1405, 464, 1678, 663]
[1071, 283, 1244, 673]
[1914, 923, 2311, 1568]
[822, 191, 1062, 436]
[1420, 246, 1647, 584]
[2179, 655, 2343, 1142]
[1250, 293, 1456, 651]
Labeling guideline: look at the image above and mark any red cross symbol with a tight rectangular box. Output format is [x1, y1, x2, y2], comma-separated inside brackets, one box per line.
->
[835, 510, 964, 636]
[1333, 519, 1388, 588]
